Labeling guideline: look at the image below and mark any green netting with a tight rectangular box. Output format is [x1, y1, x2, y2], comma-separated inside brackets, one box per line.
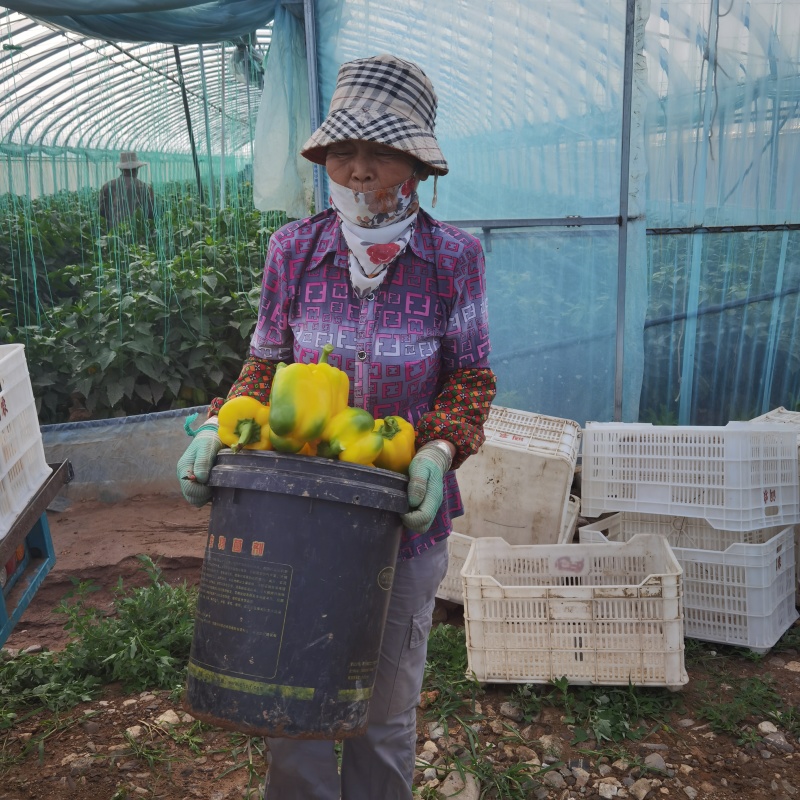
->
[0, 169, 289, 424]
[0, 9, 290, 424]
[3, 1, 800, 430]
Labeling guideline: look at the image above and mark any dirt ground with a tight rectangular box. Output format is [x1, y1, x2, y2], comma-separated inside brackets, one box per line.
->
[5, 495, 210, 654]
[3, 495, 800, 799]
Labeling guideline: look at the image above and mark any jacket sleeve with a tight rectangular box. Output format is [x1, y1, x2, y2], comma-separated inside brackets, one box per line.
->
[415, 367, 497, 469]
[208, 355, 278, 416]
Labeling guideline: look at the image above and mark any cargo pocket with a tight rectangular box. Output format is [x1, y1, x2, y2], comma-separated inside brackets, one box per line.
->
[386, 598, 436, 718]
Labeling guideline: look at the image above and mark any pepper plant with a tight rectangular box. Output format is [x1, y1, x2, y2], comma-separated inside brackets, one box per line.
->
[0, 182, 285, 423]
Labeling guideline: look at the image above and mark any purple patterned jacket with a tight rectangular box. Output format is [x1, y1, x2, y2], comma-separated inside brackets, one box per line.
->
[249, 207, 494, 559]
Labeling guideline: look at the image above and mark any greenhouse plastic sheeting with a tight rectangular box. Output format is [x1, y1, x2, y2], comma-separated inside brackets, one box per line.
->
[4, 0, 275, 44]
[313, 0, 647, 423]
[316, 0, 628, 222]
[41, 407, 207, 503]
[253, 3, 314, 219]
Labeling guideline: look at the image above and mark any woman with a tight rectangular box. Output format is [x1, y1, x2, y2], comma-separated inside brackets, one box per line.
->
[178, 53, 496, 800]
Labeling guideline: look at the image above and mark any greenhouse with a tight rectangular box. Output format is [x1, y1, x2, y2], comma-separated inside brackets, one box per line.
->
[1, 0, 799, 429]
[4, 4, 800, 799]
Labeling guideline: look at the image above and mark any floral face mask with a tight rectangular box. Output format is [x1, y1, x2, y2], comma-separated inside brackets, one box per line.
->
[328, 175, 420, 229]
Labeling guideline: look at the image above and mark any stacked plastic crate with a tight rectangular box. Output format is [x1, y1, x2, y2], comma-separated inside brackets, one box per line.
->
[0, 342, 54, 640]
[437, 406, 581, 603]
[579, 422, 800, 654]
[460, 534, 687, 688]
[0, 345, 51, 547]
[749, 407, 800, 605]
[447, 409, 687, 689]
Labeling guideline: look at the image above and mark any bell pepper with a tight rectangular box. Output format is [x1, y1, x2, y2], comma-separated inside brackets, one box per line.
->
[269, 431, 320, 455]
[268, 344, 344, 445]
[218, 396, 272, 452]
[314, 344, 350, 416]
[269, 429, 307, 453]
[373, 416, 416, 474]
[317, 407, 384, 465]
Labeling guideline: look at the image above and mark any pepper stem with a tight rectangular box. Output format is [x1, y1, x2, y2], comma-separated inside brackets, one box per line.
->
[232, 418, 260, 453]
[379, 417, 401, 440]
[319, 343, 334, 364]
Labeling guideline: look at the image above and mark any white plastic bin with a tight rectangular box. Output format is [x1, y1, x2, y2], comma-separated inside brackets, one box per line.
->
[456, 406, 580, 544]
[579, 513, 798, 653]
[750, 407, 800, 445]
[437, 495, 581, 604]
[581, 422, 800, 531]
[749, 408, 800, 604]
[0, 344, 51, 541]
[461, 535, 687, 688]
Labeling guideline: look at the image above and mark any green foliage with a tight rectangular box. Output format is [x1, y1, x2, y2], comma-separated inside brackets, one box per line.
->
[423, 626, 682, 753]
[221, 733, 268, 790]
[0, 555, 197, 722]
[694, 674, 783, 741]
[513, 677, 683, 746]
[57, 554, 197, 692]
[422, 624, 482, 723]
[0, 185, 287, 423]
[640, 231, 800, 424]
[555, 678, 681, 745]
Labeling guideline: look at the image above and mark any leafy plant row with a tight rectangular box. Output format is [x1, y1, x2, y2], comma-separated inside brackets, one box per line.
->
[0, 184, 285, 423]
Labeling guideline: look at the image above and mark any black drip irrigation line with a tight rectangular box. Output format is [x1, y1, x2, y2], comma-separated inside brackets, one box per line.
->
[173, 45, 204, 204]
[489, 285, 800, 363]
[645, 285, 800, 329]
[444, 220, 800, 236]
[647, 223, 800, 235]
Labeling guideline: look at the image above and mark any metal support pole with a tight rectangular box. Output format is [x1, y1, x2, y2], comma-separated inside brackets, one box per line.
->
[678, 0, 719, 424]
[197, 44, 216, 214]
[220, 43, 226, 209]
[246, 62, 255, 169]
[303, 0, 324, 213]
[173, 45, 205, 204]
[613, 0, 637, 421]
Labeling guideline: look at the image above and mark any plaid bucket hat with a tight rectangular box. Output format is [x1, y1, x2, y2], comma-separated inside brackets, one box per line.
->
[301, 54, 448, 176]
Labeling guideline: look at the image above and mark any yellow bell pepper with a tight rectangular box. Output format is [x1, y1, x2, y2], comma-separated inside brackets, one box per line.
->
[314, 344, 349, 416]
[269, 429, 308, 454]
[269, 432, 319, 456]
[268, 344, 344, 445]
[373, 416, 416, 474]
[218, 396, 273, 452]
[340, 431, 384, 465]
[317, 407, 384, 465]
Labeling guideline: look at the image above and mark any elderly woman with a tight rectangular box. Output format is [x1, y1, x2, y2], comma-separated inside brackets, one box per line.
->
[178, 54, 496, 800]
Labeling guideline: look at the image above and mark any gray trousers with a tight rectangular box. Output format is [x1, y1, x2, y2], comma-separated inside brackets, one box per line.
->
[264, 540, 449, 800]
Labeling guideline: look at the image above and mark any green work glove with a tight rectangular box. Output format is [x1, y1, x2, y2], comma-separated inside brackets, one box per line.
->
[177, 422, 223, 508]
[400, 441, 453, 534]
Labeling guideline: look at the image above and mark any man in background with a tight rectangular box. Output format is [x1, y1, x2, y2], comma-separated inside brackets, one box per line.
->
[99, 151, 155, 227]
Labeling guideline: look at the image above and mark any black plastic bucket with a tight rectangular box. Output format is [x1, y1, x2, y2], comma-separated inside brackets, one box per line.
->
[183, 450, 408, 739]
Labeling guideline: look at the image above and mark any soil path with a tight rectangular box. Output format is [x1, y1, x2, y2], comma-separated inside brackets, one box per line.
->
[5, 494, 210, 653]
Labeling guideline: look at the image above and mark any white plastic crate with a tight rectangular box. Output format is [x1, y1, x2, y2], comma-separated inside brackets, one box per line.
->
[437, 532, 475, 604]
[437, 495, 581, 604]
[456, 406, 580, 544]
[750, 407, 800, 445]
[579, 513, 798, 653]
[581, 422, 800, 531]
[749, 409, 800, 603]
[461, 535, 687, 688]
[0, 344, 51, 541]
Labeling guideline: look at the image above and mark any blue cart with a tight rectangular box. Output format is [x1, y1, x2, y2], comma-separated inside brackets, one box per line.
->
[0, 460, 72, 648]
